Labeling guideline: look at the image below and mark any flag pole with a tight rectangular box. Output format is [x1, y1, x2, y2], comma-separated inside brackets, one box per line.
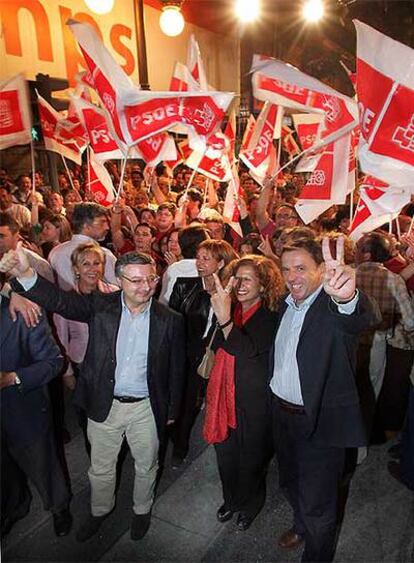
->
[86, 144, 91, 200]
[396, 216, 401, 239]
[60, 155, 76, 191]
[349, 190, 354, 223]
[30, 139, 36, 195]
[115, 147, 130, 202]
[388, 215, 393, 234]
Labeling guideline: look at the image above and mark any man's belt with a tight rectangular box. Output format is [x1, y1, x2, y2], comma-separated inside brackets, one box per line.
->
[275, 396, 306, 415]
[114, 396, 148, 403]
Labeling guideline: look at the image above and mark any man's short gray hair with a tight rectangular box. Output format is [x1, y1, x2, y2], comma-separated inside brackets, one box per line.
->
[115, 252, 155, 277]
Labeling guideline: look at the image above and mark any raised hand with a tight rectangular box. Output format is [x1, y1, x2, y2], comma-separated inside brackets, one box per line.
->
[210, 273, 234, 326]
[322, 236, 356, 303]
[0, 241, 32, 278]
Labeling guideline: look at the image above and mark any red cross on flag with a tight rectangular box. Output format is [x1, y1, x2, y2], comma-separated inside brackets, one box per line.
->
[0, 74, 32, 150]
[355, 20, 414, 188]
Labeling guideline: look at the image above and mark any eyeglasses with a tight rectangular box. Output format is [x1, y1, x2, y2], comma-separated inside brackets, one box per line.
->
[120, 274, 160, 287]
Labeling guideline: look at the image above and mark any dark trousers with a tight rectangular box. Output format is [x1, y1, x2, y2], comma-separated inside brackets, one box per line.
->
[2, 425, 71, 517]
[272, 397, 345, 563]
[1, 444, 32, 536]
[400, 382, 414, 490]
[171, 367, 206, 459]
[215, 410, 272, 518]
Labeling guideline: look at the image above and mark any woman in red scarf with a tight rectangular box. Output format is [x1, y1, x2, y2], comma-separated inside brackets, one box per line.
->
[204, 255, 284, 531]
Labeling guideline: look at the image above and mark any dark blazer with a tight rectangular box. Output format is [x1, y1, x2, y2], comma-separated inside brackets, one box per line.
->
[0, 298, 64, 448]
[271, 290, 381, 448]
[12, 276, 186, 439]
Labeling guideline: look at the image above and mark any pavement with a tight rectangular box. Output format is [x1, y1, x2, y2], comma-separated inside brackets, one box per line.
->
[2, 398, 414, 563]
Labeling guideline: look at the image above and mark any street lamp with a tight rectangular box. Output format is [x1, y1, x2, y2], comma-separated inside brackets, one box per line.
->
[235, 0, 260, 23]
[302, 0, 324, 23]
[84, 0, 114, 15]
[159, 1, 185, 37]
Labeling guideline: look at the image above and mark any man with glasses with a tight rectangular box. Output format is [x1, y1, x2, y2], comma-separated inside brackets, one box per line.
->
[1, 248, 186, 543]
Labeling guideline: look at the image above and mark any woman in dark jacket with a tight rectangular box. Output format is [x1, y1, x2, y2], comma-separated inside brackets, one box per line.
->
[205, 255, 284, 530]
[169, 239, 238, 466]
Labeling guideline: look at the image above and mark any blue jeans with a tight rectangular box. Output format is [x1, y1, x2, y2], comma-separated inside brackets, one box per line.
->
[400, 382, 414, 490]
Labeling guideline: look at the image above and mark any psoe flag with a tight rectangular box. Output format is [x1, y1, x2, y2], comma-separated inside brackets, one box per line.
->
[0, 74, 32, 150]
[355, 20, 414, 187]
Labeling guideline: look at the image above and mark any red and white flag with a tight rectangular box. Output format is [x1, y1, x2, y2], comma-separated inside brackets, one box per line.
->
[224, 108, 236, 165]
[137, 133, 177, 167]
[37, 94, 83, 165]
[169, 61, 199, 92]
[355, 20, 414, 188]
[223, 166, 242, 235]
[88, 149, 115, 207]
[187, 34, 208, 91]
[71, 96, 126, 161]
[281, 124, 301, 158]
[0, 74, 32, 150]
[239, 102, 282, 185]
[349, 175, 411, 240]
[165, 142, 183, 174]
[295, 134, 351, 224]
[292, 113, 324, 173]
[251, 55, 358, 150]
[180, 138, 232, 183]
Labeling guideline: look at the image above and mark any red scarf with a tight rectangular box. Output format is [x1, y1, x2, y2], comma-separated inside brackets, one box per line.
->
[203, 300, 262, 444]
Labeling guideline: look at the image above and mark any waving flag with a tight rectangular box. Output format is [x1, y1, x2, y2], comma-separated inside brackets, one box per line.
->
[355, 20, 414, 187]
[187, 35, 208, 90]
[180, 136, 232, 183]
[224, 108, 236, 164]
[223, 166, 242, 235]
[88, 149, 115, 206]
[37, 94, 83, 164]
[137, 133, 177, 167]
[0, 74, 32, 149]
[239, 102, 282, 185]
[295, 134, 351, 224]
[349, 175, 411, 240]
[169, 61, 199, 92]
[240, 114, 256, 152]
[251, 55, 358, 150]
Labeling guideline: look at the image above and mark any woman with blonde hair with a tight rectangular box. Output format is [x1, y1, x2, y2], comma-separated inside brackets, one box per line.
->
[204, 255, 284, 531]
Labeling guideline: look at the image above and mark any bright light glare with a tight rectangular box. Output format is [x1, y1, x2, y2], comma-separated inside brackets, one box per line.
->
[302, 0, 324, 23]
[84, 0, 114, 15]
[235, 0, 260, 23]
[159, 6, 185, 37]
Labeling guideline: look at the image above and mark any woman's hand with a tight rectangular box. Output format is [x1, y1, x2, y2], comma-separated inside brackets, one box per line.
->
[210, 273, 234, 326]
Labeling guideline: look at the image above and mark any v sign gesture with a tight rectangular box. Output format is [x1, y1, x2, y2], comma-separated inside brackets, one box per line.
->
[322, 236, 357, 303]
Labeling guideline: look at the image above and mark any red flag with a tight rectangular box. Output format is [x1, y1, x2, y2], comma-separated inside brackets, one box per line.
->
[240, 115, 256, 152]
[71, 97, 126, 161]
[0, 74, 32, 149]
[180, 138, 231, 183]
[295, 134, 350, 224]
[239, 103, 281, 185]
[37, 94, 83, 164]
[169, 61, 199, 92]
[281, 124, 301, 158]
[187, 35, 208, 90]
[88, 149, 115, 207]
[251, 55, 358, 150]
[349, 175, 411, 240]
[355, 20, 414, 187]
[136, 133, 177, 167]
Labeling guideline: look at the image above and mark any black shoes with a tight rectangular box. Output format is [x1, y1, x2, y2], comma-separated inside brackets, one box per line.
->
[53, 508, 73, 537]
[236, 512, 254, 531]
[76, 513, 109, 542]
[216, 504, 234, 523]
[130, 511, 151, 540]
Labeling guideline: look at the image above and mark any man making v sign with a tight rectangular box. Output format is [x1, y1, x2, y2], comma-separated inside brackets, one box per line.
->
[270, 236, 380, 562]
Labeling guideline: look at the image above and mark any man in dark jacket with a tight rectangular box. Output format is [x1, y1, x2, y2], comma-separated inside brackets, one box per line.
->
[2, 249, 186, 543]
[0, 273, 71, 538]
[270, 237, 380, 562]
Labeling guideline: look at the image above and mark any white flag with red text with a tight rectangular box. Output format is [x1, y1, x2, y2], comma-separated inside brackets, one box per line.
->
[295, 134, 351, 223]
[88, 149, 115, 207]
[37, 94, 83, 164]
[349, 175, 411, 240]
[0, 74, 32, 150]
[355, 20, 414, 188]
[187, 35, 208, 91]
[180, 135, 232, 183]
[251, 55, 358, 150]
[239, 102, 282, 185]
[169, 61, 199, 92]
[292, 113, 324, 172]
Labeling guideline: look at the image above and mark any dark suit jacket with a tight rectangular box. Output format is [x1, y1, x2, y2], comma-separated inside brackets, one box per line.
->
[271, 290, 380, 448]
[0, 298, 64, 448]
[12, 276, 186, 440]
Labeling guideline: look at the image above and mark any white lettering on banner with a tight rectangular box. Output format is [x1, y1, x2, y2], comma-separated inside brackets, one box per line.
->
[392, 114, 414, 152]
[307, 170, 326, 186]
[300, 134, 317, 146]
[102, 93, 115, 115]
[0, 100, 13, 128]
[322, 97, 341, 123]
[142, 104, 177, 125]
[358, 102, 376, 136]
[129, 115, 140, 130]
[274, 80, 306, 97]
[91, 128, 111, 144]
[192, 103, 215, 132]
[146, 137, 162, 151]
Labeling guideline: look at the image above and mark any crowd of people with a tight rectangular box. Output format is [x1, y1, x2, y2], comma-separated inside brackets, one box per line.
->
[0, 158, 413, 562]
